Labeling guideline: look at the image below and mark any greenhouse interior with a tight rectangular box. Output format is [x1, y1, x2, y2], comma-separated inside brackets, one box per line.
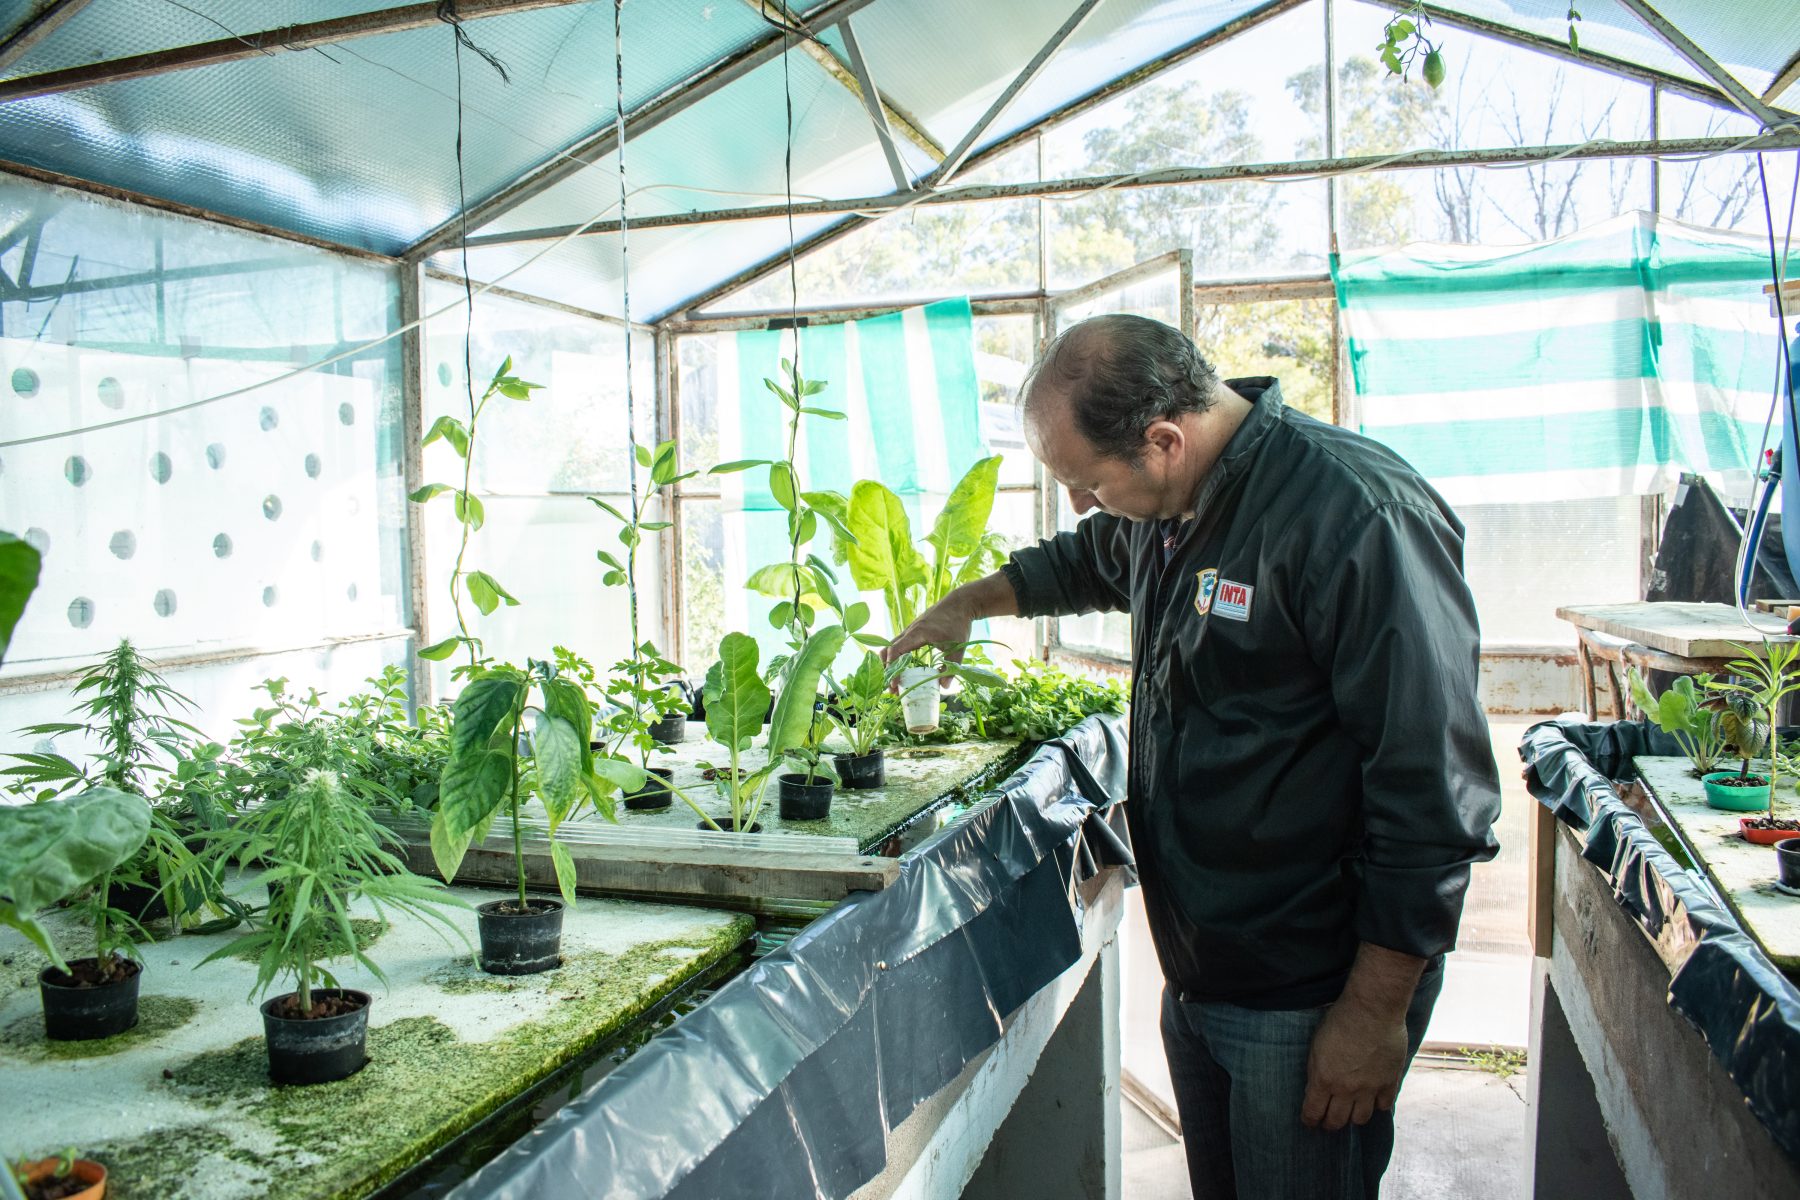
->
[0, 0, 1798, 1197]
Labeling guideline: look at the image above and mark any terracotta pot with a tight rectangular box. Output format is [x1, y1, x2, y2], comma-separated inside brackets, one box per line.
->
[17, 1157, 106, 1200]
[1740, 817, 1800, 846]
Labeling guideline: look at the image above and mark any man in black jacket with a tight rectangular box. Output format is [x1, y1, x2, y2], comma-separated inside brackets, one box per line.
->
[885, 314, 1501, 1199]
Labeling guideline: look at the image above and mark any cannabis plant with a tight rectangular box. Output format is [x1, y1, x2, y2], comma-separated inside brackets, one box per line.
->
[411, 357, 540, 672]
[201, 768, 464, 1014]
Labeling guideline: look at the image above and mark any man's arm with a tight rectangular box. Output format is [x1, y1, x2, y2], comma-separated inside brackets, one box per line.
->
[1300, 500, 1502, 1129]
[886, 514, 1135, 664]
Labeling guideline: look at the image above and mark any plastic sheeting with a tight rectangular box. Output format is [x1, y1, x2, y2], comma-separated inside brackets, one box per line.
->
[1519, 716, 1800, 1164]
[452, 713, 1132, 1200]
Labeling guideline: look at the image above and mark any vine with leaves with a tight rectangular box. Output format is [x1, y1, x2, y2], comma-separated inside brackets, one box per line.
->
[1377, 3, 1582, 90]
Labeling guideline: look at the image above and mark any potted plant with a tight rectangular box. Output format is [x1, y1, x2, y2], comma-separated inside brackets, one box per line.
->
[10, 1150, 106, 1200]
[1706, 642, 1800, 840]
[1629, 669, 1727, 777]
[826, 650, 903, 789]
[777, 704, 837, 821]
[427, 658, 643, 973]
[698, 627, 845, 832]
[199, 768, 465, 1084]
[1, 787, 151, 1041]
[411, 357, 539, 671]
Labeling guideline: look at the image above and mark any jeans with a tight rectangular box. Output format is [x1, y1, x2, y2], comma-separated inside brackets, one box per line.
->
[1159, 958, 1444, 1200]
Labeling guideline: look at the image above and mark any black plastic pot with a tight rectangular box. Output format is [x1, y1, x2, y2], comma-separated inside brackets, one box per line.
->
[697, 818, 763, 834]
[261, 988, 371, 1085]
[39, 957, 142, 1041]
[624, 767, 675, 810]
[778, 773, 834, 821]
[477, 898, 564, 975]
[1778, 837, 1800, 890]
[107, 879, 168, 924]
[648, 714, 688, 745]
[834, 750, 886, 790]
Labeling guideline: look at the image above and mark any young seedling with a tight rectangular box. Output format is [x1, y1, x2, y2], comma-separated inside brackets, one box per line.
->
[1629, 669, 1727, 776]
[1708, 641, 1800, 818]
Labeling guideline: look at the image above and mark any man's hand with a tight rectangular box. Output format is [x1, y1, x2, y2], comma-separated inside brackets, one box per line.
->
[881, 571, 1019, 670]
[1301, 943, 1425, 1131]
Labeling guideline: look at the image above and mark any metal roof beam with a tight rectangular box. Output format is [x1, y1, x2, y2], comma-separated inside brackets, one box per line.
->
[1614, 0, 1788, 128]
[839, 16, 913, 191]
[928, 0, 1106, 187]
[0, 0, 91, 75]
[405, 0, 885, 260]
[0, 0, 589, 103]
[480, 128, 1800, 252]
[1767, 47, 1800, 107]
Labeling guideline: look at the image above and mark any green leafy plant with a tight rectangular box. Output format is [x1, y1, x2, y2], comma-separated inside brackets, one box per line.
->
[0, 528, 41, 667]
[9, 1148, 82, 1194]
[200, 768, 465, 1015]
[1707, 641, 1800, 816]
[1376, 3, 1444, 89]
[411, 357, 540, 670]
[903, 656, 1127, 745]
[1629, 670, 1728, 775]
[843, 456, 1007, 656]
[0, 787, 148, 973]
[827, 651, 905, 758]
[428, 659, 644, 907]
[700, 626, 846, 829]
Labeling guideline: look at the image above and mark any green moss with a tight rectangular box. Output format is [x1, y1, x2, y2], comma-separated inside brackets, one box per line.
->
[88, 1125, 249, 1200]
[155, 916, 754, 1200]
[222, 919, 385, 964]
[1, 994, 201, 1062]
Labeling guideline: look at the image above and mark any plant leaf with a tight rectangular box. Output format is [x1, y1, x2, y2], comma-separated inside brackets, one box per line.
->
[0, 787, 149, 971]
[438, 750, 512, 839]
[418, 635, 464, 661]
[846, 480, 927, 614]
[928, 456, 1003, 558]
[532, 713, 583, 828]
[409, 483, 451, 504]
[710, 458, 769, 475]
[769, 462, 798, 512]
[705, 633, 771, 754]
[450, 675, 525, 759]
[0, 530, 41, 667]
[550, 840, 578, 907]
[466, 570, 519, 616]
[422, 415, 471, 458]
[453, 491, 486, 531]
[767, 625, 848, 757]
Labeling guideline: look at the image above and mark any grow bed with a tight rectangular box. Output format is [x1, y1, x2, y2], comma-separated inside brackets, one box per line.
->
[0, 879, 754, 1200]
[1634, 755, 1800, 974]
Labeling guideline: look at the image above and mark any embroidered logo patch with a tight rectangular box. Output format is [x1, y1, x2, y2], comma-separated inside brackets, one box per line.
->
[1194, 568, 1218, 616]
[1214, 578, 1254, 621]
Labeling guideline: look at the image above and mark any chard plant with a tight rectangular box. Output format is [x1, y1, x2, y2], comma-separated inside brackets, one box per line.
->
[591, 437, 696, 770]
[827, 651, 904, 758]
[411, 357, 540, 672]
[700, 626, 845, 830]
[0, 787, 149, 975]
[201, 768, 464, 1015]
[1629, 670, 1728, 775]
[428, 659, 645, 907]
[1707, 641, 1800, 816]
[2, 639, 215, 931]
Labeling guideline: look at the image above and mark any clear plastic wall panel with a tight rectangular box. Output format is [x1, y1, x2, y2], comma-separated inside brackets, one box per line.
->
[0, 176, 405, 694]
[1657, 93, 1794, 236]
[420, 493, 665, 696]
[1460, 496, 1642, 645]
[435, 213, 840, 321]
[1409, 0, 1699, 86]
[678, 496, 727, 675]
[0, 638, 408, 767]
[676, 332, 723, 479]
[1337, 156, 1654, 251]
[984, 488, 1041, 662]
[717, 200, 1041, 312]
[1054, 486, 1131, 659]
[476, 51, 905, 240]
[1056, 270, 1180, 328]
[1193, 297, 1334, 421]
[0, 1, 380, 76]
[974, 313, 1039, 487]
[420, 279, 653, 493]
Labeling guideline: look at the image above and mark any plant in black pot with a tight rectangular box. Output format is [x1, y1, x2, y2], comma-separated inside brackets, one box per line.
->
[777, 706, 838, 822]
[826, 651, 906, 790]
[1, 787, 153, 1041]
[1706, 641, 1800, 841]
[427, 658, 644, 974]
[199, 767, 465, 1084]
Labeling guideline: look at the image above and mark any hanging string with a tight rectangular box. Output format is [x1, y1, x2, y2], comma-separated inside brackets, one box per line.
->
[436, 0, 510, 83]
[614, 0, 643, 659]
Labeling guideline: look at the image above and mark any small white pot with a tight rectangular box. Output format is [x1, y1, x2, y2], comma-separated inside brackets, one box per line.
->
[899, 666, 941, 733]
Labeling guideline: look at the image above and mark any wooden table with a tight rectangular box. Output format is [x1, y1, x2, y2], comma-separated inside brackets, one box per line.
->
[1556, 602, 1797, 718]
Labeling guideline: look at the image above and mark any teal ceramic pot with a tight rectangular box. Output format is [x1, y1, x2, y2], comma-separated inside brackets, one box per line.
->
[1703, 771, 1771, 812]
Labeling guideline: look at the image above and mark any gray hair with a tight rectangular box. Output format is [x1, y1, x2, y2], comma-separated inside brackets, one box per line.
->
[1021, 314, 1223, 463]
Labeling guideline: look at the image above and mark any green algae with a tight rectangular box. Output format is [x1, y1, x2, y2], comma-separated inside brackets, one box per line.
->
[88, 1125, 247, 1200]
[220, 918, 386, 964]
[154, 915, 755, 1200]
[1, 994, 201, 1062]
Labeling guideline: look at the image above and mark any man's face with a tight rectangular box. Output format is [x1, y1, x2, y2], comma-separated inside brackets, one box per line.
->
[1024, 388, 1176, 523]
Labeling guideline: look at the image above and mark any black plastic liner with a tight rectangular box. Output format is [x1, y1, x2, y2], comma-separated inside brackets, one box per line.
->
[453, 714, 1132, 1200]
[1520, 716, 1800, 1165]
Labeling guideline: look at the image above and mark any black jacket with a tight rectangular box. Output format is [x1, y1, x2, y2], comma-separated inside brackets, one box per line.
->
[1006, 379, 1502, 1008]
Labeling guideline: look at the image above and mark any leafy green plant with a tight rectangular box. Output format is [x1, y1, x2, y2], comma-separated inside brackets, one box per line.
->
[1629, 670, 1728, 775]
[200, 768, 464, 1015]
[0, 528, 41, 667]
[1376, 3, 1444, 89]
[0, 787, 148, 973]
[827, 651, 904, 758]
[903, 656, 1127, 745]
[843, 456, 1007, 656]
[428, 659, 644, 907]
[700, 626, 846, 829]
[1707, 641, 1800, 815]
[10, 1148, 81, 1193]
[411, 357, 541, 671]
